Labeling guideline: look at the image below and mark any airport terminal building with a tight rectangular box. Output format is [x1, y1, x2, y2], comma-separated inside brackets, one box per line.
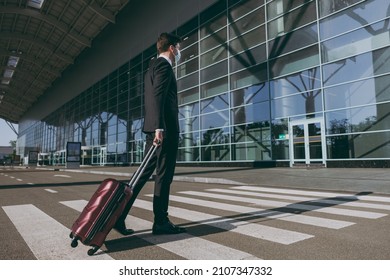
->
[14, 0, 390, 168]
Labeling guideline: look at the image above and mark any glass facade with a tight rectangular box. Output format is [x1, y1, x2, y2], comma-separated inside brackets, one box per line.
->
[17, 0, 390, 167]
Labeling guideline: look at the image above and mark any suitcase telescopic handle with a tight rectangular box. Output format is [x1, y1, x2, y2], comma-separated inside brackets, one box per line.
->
[128, 144, 157, 187]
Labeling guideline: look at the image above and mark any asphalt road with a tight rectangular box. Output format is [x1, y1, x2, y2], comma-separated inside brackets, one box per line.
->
[1, 167, 390, 260]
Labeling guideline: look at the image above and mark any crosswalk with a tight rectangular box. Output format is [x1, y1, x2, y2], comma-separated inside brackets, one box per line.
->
[2, 184, 390, 260]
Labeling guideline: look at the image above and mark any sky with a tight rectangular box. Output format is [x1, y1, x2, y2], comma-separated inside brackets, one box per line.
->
[0, 119, 18, 146]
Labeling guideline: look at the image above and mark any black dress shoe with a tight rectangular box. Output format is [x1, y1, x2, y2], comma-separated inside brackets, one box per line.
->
[152, 221, 186, 235]
[113, 222, 134, 236]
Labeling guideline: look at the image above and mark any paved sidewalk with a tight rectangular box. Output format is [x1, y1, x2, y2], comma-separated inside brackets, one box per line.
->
[45, 165, 390, 195]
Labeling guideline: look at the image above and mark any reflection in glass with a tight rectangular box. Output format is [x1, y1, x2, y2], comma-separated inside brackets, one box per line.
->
[323, 47, 390, 86]
[321, 20, 390, 63]
[201, 77, 228, 98]
[270, 45, 319, 78]
[230, 43, 267, 72]
[267, 0, 316, 39]
[201, 94, 228, 114]
[324, 75, 390, 111]
[319, 0, 387, 38]
[268, 23, 318, 59]
[272, 90, 323, 119]
[293, 124, 305, 160]
[308, 122, 322, 160]
[326, 103, 390, 135]
[231, 63, 267, 89]
[229, 6, 265, 39]
[327, 131, 390, 159]
[231, 83, 269, 107]
[200, 110, 229, 130]
[271, 67, 321, 98]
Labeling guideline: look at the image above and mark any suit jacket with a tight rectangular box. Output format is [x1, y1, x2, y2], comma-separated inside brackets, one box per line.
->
[142, 57, 179, 135]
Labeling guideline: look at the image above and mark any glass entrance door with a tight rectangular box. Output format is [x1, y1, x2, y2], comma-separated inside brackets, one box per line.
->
[99, 147, 107, 166]
[289, 118, 326, 167]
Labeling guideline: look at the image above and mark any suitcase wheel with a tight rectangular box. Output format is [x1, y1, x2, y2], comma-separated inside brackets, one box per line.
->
[70, 236, 79, 248]
[87, 246, 99, 256]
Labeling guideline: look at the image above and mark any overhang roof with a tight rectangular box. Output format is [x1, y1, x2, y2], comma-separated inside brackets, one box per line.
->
[0, 0, 129, 124]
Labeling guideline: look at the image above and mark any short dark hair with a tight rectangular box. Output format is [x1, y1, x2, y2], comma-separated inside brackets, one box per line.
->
[157, 32, 182, 54]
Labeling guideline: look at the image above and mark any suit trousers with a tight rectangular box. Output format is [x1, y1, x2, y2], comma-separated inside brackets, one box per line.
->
[118, 132, 179, 225]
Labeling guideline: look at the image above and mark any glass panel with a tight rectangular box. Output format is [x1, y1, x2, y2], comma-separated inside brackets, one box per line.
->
[268, 23, 318, 59]
[200, 29, 227, 54]
[272, 90, 323, 118]
[177, 72, 199, 91]
[326, 103, 390, 134]
[201, 144, 231, 161]
[233, 122, 271, 143]
[229, 0, 263, 21]
[231, 101, 270, 125]
[321, 20, 390, 63]
[272, 119, 289, 160]
[200, 1, 227, 37]
[268, 0, 317, 39]
[179, 130, 200, 148]
[324, 75, 390, 110]
[308, 122, 323, 160]
[323, 47, 390, 87]
[271, 67, 321, 98]
[327, 131, 390, 159]
[270, 45, 319, 78]
[201, 94, 228, 114]
[200, 110, 229, 130]
[230, 63, 267, 89]
[200, 60, 228, 82]
[230, 42, 267, 72]
[229, 6, 265, 38]
[179, 101, 199, 119]
[232, 141, 271, 160]
[267, 0, 312, 20]
[178, 87, 199, 105]
[177, 44, 199, 78]
[293, 124, 305, 160]
[201, 77, 228, 98]
[179, 113, 200, 133]
[230, 25, 266, 55]
[319, 0, 382, 30]
[177, 146, 200, 162]
[231, 83, 269, 106]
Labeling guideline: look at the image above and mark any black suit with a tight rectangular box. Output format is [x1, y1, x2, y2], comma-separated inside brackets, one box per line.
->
[118, 57, 179, 225]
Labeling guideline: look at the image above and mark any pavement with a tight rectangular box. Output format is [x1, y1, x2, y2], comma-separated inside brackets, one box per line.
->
[30, 165, 390, 195]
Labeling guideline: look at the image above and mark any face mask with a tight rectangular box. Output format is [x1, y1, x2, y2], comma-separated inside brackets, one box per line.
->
[174, 49, 181, 63]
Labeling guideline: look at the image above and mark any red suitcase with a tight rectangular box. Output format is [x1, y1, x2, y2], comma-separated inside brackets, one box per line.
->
[69, 144, 156, 256]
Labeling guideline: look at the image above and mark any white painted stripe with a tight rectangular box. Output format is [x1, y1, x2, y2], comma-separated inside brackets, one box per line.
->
[2, 204, 112, 260]
[180, 191, 387, 219]
[16, 179, 23, 182]
[233, 186, 390, 203]
[54, 174, 71, 178]
[130, 216, 260, 260]
[61, 200, 260, 260]
[163, 195, 354, 229]
[27, 183, 34, 185]
[134, 199, 313, 245]
[209, 189, 390, 211]
[45, 189, 58, 193]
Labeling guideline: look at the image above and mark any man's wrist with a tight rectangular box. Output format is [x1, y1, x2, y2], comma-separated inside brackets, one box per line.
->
[155, 128, 164, 133]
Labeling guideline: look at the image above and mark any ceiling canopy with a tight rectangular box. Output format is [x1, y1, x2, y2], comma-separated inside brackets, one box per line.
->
[0, 0, 129, 123]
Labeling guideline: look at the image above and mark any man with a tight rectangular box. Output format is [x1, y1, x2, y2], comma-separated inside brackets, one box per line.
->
[114, 32, 185, 235]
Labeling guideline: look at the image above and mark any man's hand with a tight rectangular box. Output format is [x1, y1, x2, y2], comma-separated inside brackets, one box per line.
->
[154, 129, 164, 146]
